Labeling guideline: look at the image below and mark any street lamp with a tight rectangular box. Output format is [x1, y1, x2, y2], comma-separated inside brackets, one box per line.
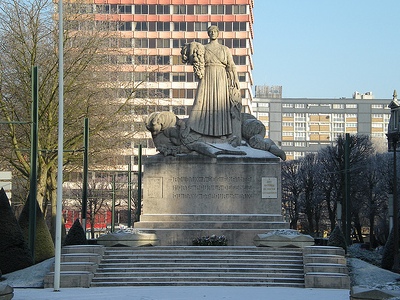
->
[387, 89, 400, 272]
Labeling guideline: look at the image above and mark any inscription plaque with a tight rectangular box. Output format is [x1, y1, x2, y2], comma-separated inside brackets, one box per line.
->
[262, 177, 277, 199]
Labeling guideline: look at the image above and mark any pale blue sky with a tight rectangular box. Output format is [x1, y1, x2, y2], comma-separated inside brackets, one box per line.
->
[253, 1, 400, 99]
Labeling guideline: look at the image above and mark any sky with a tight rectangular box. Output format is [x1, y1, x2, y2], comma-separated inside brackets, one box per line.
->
[252, 1, 400, 99]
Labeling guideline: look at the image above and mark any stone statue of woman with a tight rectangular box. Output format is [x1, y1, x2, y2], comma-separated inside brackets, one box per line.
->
[181, 25, 241, 141]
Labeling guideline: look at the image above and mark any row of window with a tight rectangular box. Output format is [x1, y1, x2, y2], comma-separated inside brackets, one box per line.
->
[280, 103, 389, 110]
[132, 22, 247, 32]
[104, 55, 248, 66]
[110, 38, 248, 49]
[112, 88, 247, 100]
[133, 105, 191, 116]
[77, 4, 247, 15]
[108, 71, 247, 83]
[69, 20, 248, 32]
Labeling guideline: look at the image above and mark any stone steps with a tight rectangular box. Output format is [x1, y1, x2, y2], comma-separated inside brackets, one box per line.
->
[303, 246, 350, 289]
[44, 245, 105, 288]
[91, 246, 305, 288]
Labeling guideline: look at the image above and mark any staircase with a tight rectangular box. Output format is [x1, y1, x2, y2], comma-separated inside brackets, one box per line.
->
[91, 246, 305, 287]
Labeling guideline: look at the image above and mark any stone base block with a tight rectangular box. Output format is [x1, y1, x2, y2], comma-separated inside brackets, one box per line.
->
[96, 231, 159, 247]
[253, 229, 314, 248]
[305, 272, 350, 289]
[44, 271, 94, 288]
[303, 254, 346, 265]
[304, 263, 349, 274]
[303, 245, 345, 256]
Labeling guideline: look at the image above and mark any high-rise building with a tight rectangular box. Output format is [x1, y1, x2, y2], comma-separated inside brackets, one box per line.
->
[69, 0, 254, 161]
[253, 86, 390, 160]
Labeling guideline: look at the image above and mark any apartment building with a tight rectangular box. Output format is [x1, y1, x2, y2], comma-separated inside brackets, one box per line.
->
[253, 86, 390, 160]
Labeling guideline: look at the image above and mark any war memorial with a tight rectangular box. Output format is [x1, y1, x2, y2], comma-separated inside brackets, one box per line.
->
[133, 25, 291, 246]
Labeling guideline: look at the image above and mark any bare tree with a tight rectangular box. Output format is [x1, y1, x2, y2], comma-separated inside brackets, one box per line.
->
[0, 0, 141, 237]
[281, 160, 302, 229]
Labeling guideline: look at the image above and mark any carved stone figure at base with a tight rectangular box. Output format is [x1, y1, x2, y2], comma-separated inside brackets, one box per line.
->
[146, 111, 286, 160]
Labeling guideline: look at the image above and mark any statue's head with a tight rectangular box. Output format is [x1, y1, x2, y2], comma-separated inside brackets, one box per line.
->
[207, 25, 219, 39]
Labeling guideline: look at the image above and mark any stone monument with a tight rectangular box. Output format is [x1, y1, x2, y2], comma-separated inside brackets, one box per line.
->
[133, 26, 289, 245]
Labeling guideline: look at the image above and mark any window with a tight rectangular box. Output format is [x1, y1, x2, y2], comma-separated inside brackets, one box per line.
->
[174, 22, 186, 31]
[135, 5, 148, 14]
[295, 103, 305, 108]
[118, 5, 132, 14]
[156, 22, 170, 31]
[333, 123, 344, 131]
[295, 113, 306, 121]
[333, 104, 344, 109]
[172, 56, 182, 65]
[172, 89, 195, 99]
[172, 72, 194, 82]
[135, 22, 148, 31]
[173, 39, 191, 48]
[173, 5, 186, 14]
[134, 38, 148, 48]
[346, 104, 357, 109]
[156, 39, 170, 48]
[195, 5, 208, 14]
[148, 72, 170, 82]
[282, 104, 293, 108]
[156, 5, 170, 14]
[333, 114, 344, 122]
[173, 106, 187, 115]
[345, 114, 357, 119]
[233, 5, 246, 14]
[295, 123, 305, 131]
[233, 56, 246, 65]
[372, 104, 384, 109]
[237, 73, 246, 82]
[232, 22, 246, 31]
[135, 55, 170, 65]
[211, 5, 225, 14]
[118, 22, 132, 31]
[196, 22, 207, 31]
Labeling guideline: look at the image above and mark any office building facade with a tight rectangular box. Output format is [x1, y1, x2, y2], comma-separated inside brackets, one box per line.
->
[253, 86, 390, 160]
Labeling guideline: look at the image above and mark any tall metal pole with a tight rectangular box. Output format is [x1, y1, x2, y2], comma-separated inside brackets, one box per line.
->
[127, 160, 132, 227]
[82, 118, 89, 236]
[111, 174, 116, 232]
[393, 138, 399, 272]
[54, 0, 64, 291]
[136, 145, 142, 222]
[28, 66, 38, 263]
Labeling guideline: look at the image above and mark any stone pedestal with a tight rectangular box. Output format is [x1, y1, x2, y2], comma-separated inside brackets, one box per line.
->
[134, 149, 289, 245]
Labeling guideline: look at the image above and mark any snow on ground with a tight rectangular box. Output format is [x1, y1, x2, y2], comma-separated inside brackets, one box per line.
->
[11, 286, 349, 300]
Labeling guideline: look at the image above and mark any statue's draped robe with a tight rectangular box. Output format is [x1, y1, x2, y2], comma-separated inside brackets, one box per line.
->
[188, 42, 235, 137]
